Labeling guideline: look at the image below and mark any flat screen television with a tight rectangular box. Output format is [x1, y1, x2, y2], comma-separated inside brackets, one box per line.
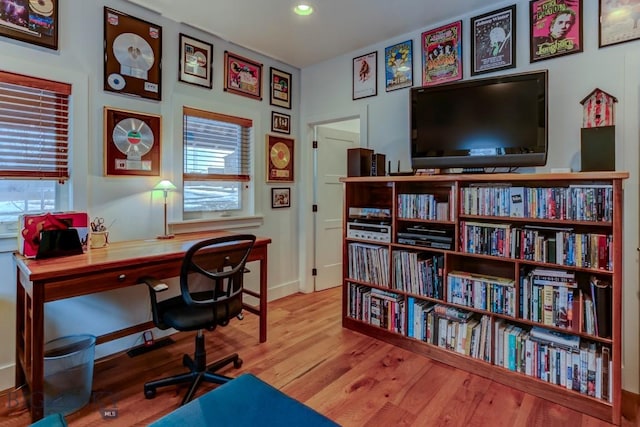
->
[410, 70, 548, 171]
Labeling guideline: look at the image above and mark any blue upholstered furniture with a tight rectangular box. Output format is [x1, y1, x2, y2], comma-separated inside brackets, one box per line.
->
[150, 373, 339, 426]
[29, 413, 67, 427]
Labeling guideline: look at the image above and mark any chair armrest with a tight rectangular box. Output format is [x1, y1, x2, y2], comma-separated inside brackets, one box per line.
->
[140, 276, 169, 292]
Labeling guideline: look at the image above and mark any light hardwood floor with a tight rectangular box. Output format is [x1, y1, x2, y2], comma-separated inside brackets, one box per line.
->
[1, 287, 638, 426]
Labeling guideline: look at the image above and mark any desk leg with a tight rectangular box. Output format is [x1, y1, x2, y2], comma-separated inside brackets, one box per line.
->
[15, 271, 45, 422]
[31, 284, 45, 421]
[259, 248, 268, 343]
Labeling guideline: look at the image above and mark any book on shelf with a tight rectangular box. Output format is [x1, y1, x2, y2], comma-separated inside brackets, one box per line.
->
[590, 276, 612, 338]
[529, 326, 580, 350]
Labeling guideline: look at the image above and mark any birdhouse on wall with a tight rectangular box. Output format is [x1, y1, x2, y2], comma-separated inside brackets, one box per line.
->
[580, 88, 617, 128]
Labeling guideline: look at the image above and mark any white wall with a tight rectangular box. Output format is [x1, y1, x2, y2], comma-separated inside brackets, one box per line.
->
[300, 1, 640, 393]
[0, 0, 301, 390]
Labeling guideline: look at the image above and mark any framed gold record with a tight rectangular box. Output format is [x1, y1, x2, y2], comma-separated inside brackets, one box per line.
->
[104, 7, 162, 101]
[266, 135, 294, 183]
[103, 107, 161, 177]
[0, 0, 58, 50]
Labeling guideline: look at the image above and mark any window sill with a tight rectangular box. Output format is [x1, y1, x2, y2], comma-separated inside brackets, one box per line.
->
[169, 215, 264, 234]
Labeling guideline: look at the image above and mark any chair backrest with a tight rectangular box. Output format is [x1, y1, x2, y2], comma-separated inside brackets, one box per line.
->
[179, 234, 256, 310]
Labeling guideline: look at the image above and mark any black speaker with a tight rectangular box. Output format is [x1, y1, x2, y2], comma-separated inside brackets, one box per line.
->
[581, 126, 615, 172]
[347, 148, 373, 177]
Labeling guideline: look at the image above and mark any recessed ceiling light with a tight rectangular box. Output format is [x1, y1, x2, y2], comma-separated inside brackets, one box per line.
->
[294, 2, 313, 16]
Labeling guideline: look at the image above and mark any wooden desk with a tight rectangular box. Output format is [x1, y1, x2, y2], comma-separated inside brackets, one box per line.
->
[13, 231, 271, 422]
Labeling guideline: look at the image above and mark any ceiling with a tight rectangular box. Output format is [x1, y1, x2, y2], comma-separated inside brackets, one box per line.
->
[126, 0, 507, 68]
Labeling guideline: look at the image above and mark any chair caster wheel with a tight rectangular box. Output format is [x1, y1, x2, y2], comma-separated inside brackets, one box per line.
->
[234, 358, 243, 369]
[144, 387, 156, 399]
[237, 312, 244, 320]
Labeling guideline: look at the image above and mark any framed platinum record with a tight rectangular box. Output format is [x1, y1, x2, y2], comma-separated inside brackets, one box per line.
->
[103, 7, 162, 101]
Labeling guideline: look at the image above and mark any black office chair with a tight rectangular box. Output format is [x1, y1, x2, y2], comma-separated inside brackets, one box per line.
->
[140, 234, 256, 405]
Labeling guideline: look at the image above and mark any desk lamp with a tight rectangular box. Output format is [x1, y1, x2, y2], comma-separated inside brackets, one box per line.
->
[154, 179, 177, 239]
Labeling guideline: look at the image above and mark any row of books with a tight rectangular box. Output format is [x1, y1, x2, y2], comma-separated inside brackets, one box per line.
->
[397, 193, 451, 221]
[460, 185, 614, 222]
[446, 271, 516, 317]
[347, 284, 404, 333]
[391, 251, 444, 298]
[495, 322, 612, 402]
[407, 299, 491, 362]
[347, 242, 390, 286]
[519, 269, 612, 338]
[460, 221, 613, 271]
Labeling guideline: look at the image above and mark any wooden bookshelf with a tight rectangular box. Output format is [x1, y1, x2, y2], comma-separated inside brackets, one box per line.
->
[341, 172, 628, 425]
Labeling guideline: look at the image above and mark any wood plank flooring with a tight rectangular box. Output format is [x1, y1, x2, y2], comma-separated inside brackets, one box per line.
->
[0, 287, 637, 426]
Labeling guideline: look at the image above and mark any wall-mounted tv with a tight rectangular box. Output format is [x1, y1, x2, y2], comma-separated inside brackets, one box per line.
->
[410, 70, 548, 171]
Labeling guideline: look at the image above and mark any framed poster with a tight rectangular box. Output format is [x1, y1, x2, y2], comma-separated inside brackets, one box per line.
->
[0, 0, 58, 49]
[271, 111, 291, 134]
[353, 51, 377, 99]
[470, 5, 516, 76]
[270, 67, 291, 109]
[530, 0, 583, 62]
[224, 51, 262, 100]
[179, 33, 213, 88]
[599, 0, 640, 47]
[104, 7, 162, 101]
[266, 134, 294, 182]
[384, 40, 413, 91]
[271, 188, 291, 209]
[103, 107, 161, 177]
[422, 21, 462, 86]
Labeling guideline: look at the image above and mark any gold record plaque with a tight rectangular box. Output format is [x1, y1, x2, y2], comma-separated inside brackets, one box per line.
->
[104, 107, 161, 176]
[104, 7, 162, 101]
[266, 135, 294, 182]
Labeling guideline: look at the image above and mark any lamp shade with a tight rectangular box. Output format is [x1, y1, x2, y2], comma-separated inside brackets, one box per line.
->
[154, 180, 177, 192]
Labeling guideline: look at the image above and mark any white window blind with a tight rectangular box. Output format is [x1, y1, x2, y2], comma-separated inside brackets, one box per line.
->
[183, 107, 251, 182]
[0, 71, 71, 180]
[183, 107, 252, 213]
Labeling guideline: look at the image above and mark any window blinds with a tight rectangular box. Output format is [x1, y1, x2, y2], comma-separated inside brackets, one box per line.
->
[0, 71, 71, 180]
[183, 106, 252, 182]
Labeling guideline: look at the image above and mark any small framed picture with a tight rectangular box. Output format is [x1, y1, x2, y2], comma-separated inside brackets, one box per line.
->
[224, 51, 262, 100]
[470, 5, 516, 76]
[103, 107, 161, 177]
[353, 51, 377, 100]
[271, 111, 291, 134]
[422, 21, 462, 86]
[599, 0, 640, 48]
[271, 188, 291, 209]
[179, 33, 213, 88]
[104, 7, 162, 101]
[384, 40, 413, 91]
[530, 0, 583, 62]
[270, 67, 292, 109]
[0, 0, 58, 49]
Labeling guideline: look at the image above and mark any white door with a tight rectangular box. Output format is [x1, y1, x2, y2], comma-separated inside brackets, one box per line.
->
[315, 125, 360, 291]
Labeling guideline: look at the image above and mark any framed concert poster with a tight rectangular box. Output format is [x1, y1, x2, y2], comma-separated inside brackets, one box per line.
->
[103, 107, 161, 177]
[224, 51, 262, 100]
[179, 33, 213, 88]
[422, 21, 462, 86]
[353, 51, 377, 100]
[384, 40, 413, 92]
[271, 111, 291, 134]
[270, 67, 291, 109]
[530, 0, 583, 63]
[266, 134, 294, 183]
[0, 0, 58, 49]
[103, 7, 162, 101]
[599, 0, 640, 47]
[470, 5, 516, 76]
